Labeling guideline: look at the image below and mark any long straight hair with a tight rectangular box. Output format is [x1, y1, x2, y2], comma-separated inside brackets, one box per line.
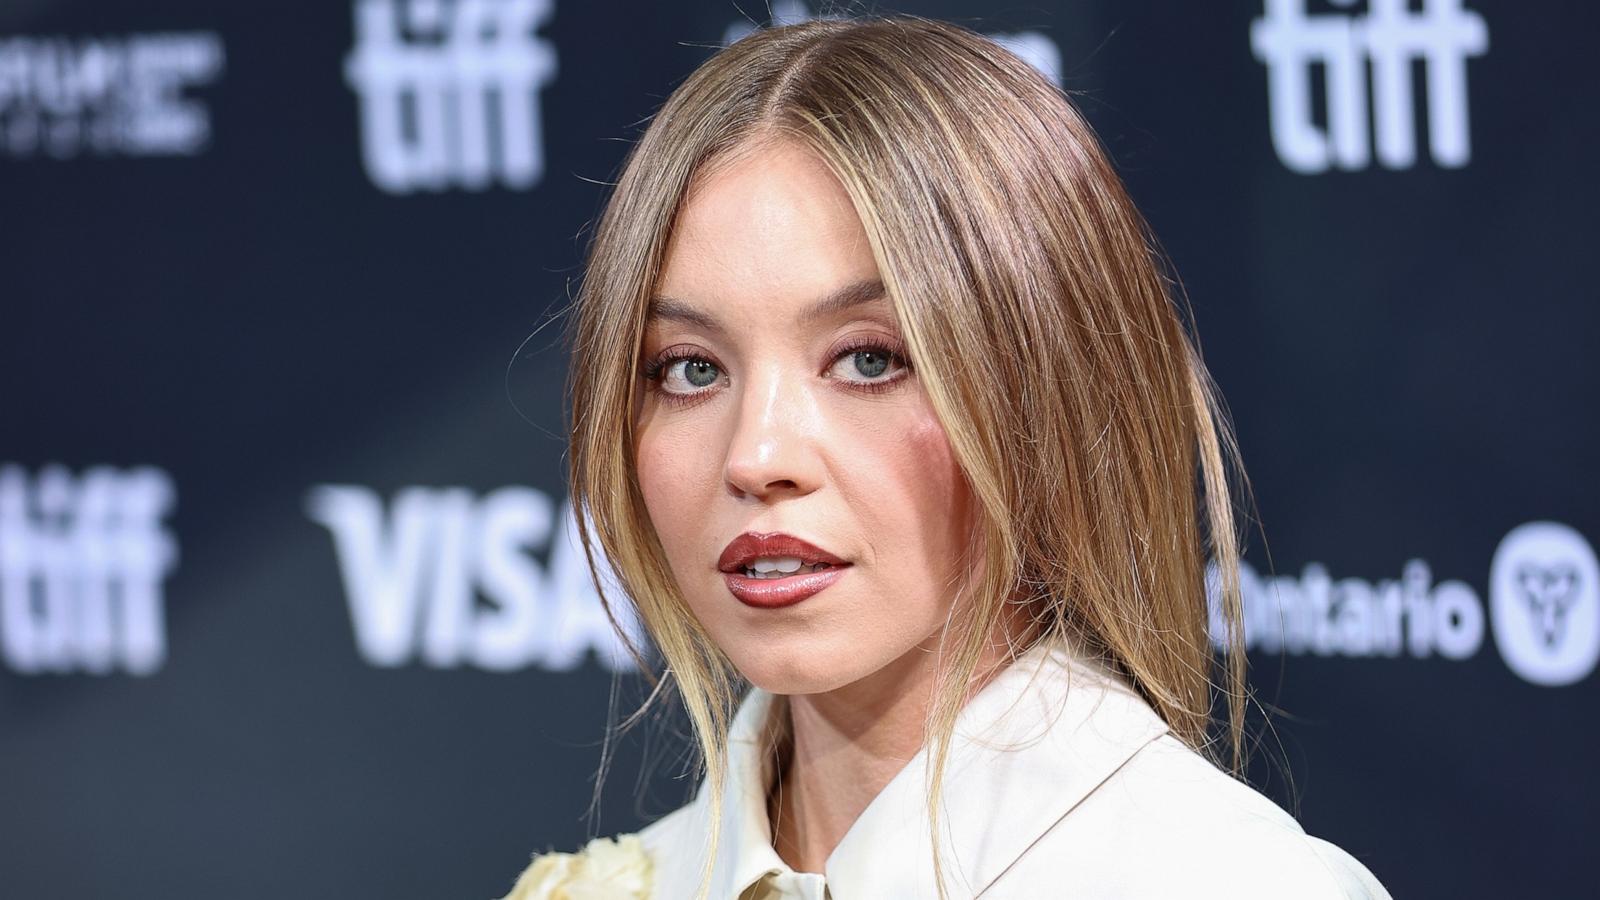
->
[564, 15, 1252, 899]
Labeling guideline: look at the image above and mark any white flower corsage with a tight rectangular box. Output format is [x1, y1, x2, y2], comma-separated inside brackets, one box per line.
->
[498, 833, 653, 900]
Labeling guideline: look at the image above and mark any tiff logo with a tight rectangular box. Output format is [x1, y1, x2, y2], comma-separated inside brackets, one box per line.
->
[1251, 0, 1488, 173]
[343, 0, 558, 194]
[0, 464, 178, 676]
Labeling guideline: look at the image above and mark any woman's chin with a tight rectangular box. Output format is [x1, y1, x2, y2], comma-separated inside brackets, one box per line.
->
[730, 650, 866, 697]
[717, 619, 935, 698]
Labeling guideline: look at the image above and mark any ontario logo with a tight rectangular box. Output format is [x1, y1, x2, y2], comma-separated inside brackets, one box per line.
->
[1207, 520, 1599, 686]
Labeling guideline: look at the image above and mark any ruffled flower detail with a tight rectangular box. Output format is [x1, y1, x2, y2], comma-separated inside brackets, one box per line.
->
[498, 833, 653, 900]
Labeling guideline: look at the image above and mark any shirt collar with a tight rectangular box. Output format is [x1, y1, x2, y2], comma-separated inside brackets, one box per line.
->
[702, 633, 1172, 898]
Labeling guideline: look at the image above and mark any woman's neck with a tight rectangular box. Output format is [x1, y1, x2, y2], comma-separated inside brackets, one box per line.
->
[765, 623, 1031, 874]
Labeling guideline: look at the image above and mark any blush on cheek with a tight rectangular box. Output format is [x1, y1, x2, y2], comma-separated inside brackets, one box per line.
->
[906, 414, 962, 487]
[907, 411, 980, 569]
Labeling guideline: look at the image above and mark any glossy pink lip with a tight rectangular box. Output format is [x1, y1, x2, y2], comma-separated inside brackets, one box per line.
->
[717, 531, 852, 610]
[723, 566, 849, 609]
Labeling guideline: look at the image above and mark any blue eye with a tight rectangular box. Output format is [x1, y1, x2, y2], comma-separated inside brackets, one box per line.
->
[636, 347, 720, 398]
[827, 342, 906, 385]
[640, 339, 912, 406]
[665, 358, 719, 390]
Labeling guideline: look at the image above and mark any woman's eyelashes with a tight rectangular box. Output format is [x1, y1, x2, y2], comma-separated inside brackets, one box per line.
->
[640, 337, 913, 406]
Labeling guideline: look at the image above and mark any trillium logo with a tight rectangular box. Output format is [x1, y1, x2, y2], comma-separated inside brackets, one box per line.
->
[1489, 521, 1600, 686]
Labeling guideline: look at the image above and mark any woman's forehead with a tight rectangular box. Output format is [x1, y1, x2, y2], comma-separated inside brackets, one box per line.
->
[651, 146, 888, 332]
[663, 145, 869, 275]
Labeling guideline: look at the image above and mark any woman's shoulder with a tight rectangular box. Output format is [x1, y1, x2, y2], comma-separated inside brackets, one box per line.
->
[990, 732, 1393, 899]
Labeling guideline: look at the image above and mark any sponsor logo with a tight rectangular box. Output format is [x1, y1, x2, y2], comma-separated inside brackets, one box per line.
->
[723, 1, 1063, 87]
[307, 484, 647, 672]
[343, 0, 559, 194]
[1209, 520, 1599, 686]
[1208, 556, 1483, 660]
[0, 464, 178, 675]
[1489, 522, 1600, 687]
[1250, 0, 1488, 173]
[0, 33, 225, 159]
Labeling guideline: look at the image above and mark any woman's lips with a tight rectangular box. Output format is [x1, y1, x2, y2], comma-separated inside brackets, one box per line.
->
[723, 564, 850, 609]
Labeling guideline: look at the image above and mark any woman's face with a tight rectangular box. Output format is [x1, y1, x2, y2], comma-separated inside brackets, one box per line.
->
[633, 138, 980, 696]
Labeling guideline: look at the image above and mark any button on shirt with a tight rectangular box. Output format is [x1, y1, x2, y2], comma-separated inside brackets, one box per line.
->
[638, 636, 1393, 899]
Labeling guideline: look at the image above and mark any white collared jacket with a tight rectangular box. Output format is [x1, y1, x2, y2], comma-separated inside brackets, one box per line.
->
[636, 637, 1394, 899]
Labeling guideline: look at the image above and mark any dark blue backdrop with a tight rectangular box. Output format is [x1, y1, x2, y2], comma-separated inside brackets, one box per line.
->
[3, 2, 1594, 898]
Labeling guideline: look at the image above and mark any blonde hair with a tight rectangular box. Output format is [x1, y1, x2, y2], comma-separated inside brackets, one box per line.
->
[564, 13, 1253, 899]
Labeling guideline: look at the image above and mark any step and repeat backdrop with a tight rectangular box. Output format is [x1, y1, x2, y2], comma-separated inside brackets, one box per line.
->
[2, 1, 1594, 898]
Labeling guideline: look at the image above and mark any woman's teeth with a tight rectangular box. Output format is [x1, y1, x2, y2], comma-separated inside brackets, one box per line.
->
[743, 558, 834, 579]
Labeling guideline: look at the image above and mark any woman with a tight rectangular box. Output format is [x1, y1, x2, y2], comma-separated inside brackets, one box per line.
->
[502, 14, 1392, 900]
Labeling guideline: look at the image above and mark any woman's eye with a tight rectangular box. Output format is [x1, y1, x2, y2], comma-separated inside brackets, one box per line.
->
[661, 358, 720, 391]
[827, 345, 907, 384]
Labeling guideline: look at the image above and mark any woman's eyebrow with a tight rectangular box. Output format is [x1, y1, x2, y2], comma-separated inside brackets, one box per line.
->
[645, 278, 887, 331]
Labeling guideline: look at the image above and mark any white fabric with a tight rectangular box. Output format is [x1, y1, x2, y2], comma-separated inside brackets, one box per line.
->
[638, 636, 1394, 899]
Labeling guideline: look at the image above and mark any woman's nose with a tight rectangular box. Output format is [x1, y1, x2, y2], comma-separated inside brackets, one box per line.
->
[722, 363, 822, 501]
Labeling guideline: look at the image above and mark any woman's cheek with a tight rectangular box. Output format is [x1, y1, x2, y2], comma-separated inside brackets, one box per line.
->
[637, 429, 716, 566]
[877, 409, 958, 487]
[634, 436, 681, 546]
[904, 411, 974, 549]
